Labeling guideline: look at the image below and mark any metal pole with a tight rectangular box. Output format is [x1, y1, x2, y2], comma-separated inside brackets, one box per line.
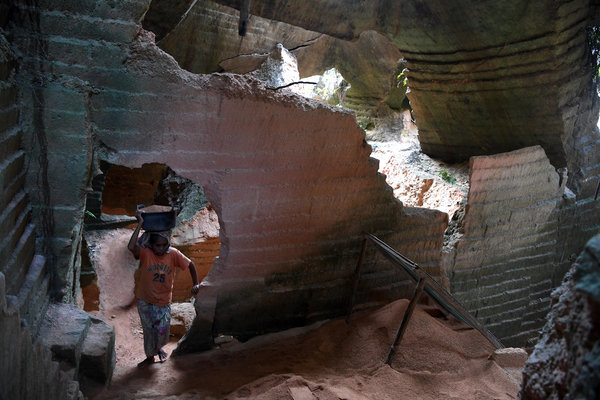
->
[238, 0, 251, 36]
[366, 233, 503, 349]
[346, 237, 368, 324]
[385, 278, 426, 365]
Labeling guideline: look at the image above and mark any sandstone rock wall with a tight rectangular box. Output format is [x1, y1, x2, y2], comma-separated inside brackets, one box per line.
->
[171, 207, 221, 302]
[212, 0, 600, 348]
[0, 273, 82, 400]
[396, 1, 594, 170]
[0, 16, 30, 297]
[447, 147, 566, 347]
[520, 234, 600, 399]
[155, 1, 404, 119]
[12, 0, 148, 302]
[95, 31, 447, 345]
[3, 0, 600, 356]
[174, 237, 220, 302]
[0, 8, 82, 398]
[7, 0, 447, 353]
[213, 0, 599, 171]
[101, 163, 167, 215]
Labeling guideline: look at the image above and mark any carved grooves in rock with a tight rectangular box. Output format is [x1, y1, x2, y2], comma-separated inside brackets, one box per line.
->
[449, 146, 564, 346]
[404, 25, 586, 91]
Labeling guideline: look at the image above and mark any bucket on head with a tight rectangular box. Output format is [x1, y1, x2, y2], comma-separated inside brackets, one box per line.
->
[137, 204, 179, 231]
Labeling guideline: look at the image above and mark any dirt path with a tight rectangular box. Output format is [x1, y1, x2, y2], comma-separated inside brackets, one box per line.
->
[83, 229, 520, 399]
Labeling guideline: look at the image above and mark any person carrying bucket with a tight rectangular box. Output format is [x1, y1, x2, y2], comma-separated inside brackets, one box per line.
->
[127, 206, 200, 367]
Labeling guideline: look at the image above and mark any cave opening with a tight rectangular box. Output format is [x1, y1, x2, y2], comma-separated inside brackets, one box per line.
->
[80, 161, 221, 332]
[292, 67, 350, 106]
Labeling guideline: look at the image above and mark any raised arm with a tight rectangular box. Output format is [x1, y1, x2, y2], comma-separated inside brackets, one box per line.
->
[127, 210, 144, 259]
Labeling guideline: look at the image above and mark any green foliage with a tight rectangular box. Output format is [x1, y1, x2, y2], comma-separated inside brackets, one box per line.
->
[85, 210, 97, 219]
[587, 26, 600, 85]
[394, 69, 408, 88]
[358, 119, 374, 131]
[439, 169, 456, 184]
[395, 70, 408, 88]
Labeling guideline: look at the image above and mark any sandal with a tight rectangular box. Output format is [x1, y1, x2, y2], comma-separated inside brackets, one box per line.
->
[158, 349, 168, 363]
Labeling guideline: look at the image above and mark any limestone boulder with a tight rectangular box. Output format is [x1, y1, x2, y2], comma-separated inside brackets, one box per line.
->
[249, 43, 300, 89]
[79, 316, 116, 385]
[170, 302, 196, 337]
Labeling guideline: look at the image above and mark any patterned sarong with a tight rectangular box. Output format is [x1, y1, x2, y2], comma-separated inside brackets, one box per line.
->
[137, 298, 171, 358]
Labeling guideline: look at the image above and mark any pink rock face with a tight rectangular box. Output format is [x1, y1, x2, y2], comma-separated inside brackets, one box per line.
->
[445, 146, 566, 347]
[92, 30, 446, 347]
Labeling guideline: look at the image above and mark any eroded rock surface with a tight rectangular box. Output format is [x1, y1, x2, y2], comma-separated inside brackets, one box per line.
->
[520, 234, 600, 399]
[91, 29, 447, 351]
[170, 302, 196, 337]
[5, 0, 600, 359]
[447, 146, 566, 347]
[212, 0, 600, 177]
[155, 1, 404, 120]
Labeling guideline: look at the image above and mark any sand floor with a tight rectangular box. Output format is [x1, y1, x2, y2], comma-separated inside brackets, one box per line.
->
[83, 229, 520, 400]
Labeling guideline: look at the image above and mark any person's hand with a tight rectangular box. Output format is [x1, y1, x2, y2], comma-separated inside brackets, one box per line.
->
[191, 284, 200, 296]
[135, 209, 145, 223]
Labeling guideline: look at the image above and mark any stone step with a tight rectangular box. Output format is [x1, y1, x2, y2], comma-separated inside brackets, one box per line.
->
[38, 303, 92, 373]
[79, 315, 116, 385]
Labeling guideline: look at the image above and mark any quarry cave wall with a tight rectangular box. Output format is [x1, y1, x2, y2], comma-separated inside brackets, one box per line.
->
[0, 1, 83, 397]
[4, 0, 448, 355]
[447, 146, 571, 347]
[0, 0, 599, 395]
[92, 29, 448, 348]
[210, 0, 600, 346]
[212, 0, 600, 168]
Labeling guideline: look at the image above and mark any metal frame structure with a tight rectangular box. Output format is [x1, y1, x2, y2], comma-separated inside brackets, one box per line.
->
[346, 233, 504, 365]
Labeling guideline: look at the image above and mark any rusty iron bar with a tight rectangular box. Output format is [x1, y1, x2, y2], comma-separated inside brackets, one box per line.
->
[385, 277, 426, 365]
[366, 233, 503, 349]
[347, 233, 504, 350]
[346, 237, 368, 324]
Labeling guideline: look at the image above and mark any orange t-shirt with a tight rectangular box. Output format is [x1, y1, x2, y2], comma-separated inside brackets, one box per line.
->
[135, 247, 191, 306]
